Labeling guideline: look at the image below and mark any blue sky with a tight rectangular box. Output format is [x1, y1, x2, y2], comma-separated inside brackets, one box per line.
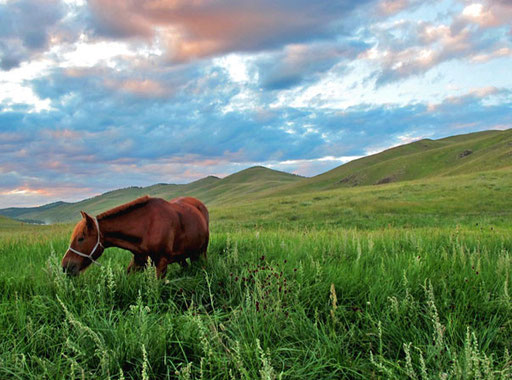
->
[0, 0, 511, 207]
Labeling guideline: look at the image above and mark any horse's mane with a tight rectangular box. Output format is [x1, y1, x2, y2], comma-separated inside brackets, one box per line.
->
[97, 195, 151, 220]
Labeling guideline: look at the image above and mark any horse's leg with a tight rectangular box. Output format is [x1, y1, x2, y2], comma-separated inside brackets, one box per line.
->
[191, 244, 208, 263]
[127, 254, 148, 274]
[179, 258, 189, 268]
[201, 235, 209, 261]
[155, 257, 169, 279]
[190, 250, 207, 270]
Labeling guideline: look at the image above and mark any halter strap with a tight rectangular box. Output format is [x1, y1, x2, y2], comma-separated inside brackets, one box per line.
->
[67, 217, 103, 266]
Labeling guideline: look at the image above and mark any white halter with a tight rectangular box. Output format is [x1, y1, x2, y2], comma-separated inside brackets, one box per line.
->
[67, 217, 103, 266]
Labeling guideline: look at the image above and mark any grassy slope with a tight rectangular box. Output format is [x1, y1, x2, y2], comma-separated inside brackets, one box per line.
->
[0, 201, 69, 222]
[1, 167, 302, 223]
[2, 129, 511, 224]
[211, 166, 512, 230]
[0, 215, 23, 228]
[269, 129, 512, 195]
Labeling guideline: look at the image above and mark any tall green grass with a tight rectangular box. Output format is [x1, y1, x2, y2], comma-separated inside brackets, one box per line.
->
[1, 225, 510, 379]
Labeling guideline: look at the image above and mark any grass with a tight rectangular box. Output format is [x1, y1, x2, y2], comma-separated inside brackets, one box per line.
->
[1, 129, 511, 378]
[0, 217, 511, 378]
[212, 167, 512, 231]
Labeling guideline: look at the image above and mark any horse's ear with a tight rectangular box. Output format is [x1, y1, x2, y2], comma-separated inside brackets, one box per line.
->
[80, 211, 94, 228]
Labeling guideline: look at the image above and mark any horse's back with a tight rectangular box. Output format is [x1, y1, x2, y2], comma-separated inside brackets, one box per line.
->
[170, 196, 209, 225]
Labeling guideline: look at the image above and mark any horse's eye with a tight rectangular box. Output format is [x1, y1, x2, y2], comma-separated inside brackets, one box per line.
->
[78, 237, 84, 242]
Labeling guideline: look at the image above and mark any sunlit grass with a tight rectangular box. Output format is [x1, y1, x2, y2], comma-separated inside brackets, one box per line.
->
[0, 224, 511, 378]
[211, 168, 512, 231]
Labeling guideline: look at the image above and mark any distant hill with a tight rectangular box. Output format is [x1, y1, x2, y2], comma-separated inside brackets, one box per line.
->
[0, 166, 302, 223]
[0, 215, 23, 228]
[1, 129, 511, 224]
[0, 201, 68, 222]
[272, 129, 512, 195]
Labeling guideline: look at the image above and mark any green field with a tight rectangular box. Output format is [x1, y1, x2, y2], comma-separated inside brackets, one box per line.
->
[1, 193, 512, 378]
[1, 130, 512, 378]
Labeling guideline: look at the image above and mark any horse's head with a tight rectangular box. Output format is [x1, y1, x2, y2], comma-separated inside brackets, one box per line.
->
[61, 211, 104, 276]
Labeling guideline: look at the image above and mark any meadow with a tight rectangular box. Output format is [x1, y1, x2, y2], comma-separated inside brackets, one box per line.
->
[1, 131, 512, 379]
[1, 202, 511, 379]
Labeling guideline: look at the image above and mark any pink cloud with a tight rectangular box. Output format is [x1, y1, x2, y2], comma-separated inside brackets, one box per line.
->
[87, 0, 362, 62]
[45, 129, 82, 140]
[88, 0, 155, 39]
[470, 47, 512, 63]
[468, 86, 500, 98]
[104, 78, 170, 97]
[0, 132, 26, 143]
[378, 0, 411, 15]
[462, 1, 512, 28]
[424, 86, 506, 113]
[2, 187, 53, 197]
[365, 9, 511, 85]
[0, 185, 96, 208]
[1, 185, 93, 198]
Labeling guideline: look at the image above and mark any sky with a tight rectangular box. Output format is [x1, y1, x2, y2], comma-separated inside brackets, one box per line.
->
[0, 0, 511, 208]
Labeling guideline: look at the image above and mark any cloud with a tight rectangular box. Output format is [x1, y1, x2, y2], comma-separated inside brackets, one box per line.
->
[378, 0, 412, 15]
[86, 0, 374, 62]
[104, 78, 172, 98]
[0, 0, 511, 208]
[256, 40, 369, 90]
[360, 1, 512, 85]
[0, 0, 65, 70]
[2, 58, 510, 205]
[461, 1, 512, 28]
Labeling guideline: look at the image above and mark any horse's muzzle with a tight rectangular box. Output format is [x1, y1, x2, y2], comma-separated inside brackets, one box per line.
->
[62, 262, 80, 276]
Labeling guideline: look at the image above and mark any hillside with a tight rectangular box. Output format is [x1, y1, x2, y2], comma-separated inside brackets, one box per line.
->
[271, 129, 512, 195]
[1, 129, 511, 225]
[212, 166, 512, 230]
[0, 215, 23, 228]
[0, 166, 301, 223]
[0, 201, 69, 222]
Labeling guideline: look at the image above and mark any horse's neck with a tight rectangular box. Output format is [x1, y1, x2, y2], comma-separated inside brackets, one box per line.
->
[98, 215, 143, 253]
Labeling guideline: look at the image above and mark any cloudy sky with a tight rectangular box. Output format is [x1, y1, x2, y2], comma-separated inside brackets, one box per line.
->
[0, 0, 511, 208]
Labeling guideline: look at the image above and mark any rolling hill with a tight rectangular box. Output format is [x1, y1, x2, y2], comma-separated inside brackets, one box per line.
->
[1, 129, 511, 224]
[0, 215, 23, 228]
[212, 166, 512, 230]
[0, 166, 302, 223]
[267, 129, 512, 195]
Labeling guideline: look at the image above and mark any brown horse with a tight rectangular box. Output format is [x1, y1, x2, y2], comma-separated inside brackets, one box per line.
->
[61, 196, 209, 278]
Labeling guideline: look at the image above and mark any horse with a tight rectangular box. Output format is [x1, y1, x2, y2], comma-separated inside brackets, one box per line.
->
[61, 196, 209, 278]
